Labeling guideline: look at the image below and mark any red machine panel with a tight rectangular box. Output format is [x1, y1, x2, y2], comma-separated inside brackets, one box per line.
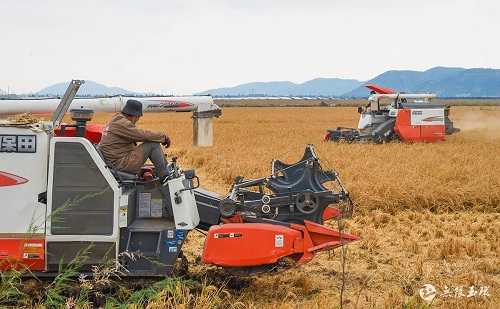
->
[395, 126, 421, 142]
[323, 206, 341, 221]
[420, 125, 445, 142]
[395, 109, 446, 142]
[395, 109, 411, 126]
[0, 238, 45, 271]
[54, 124, 104, 144]
[202, 223, 303, 267]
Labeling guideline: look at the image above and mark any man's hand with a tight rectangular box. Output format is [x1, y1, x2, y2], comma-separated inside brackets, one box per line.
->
[162, 135, 171, 148]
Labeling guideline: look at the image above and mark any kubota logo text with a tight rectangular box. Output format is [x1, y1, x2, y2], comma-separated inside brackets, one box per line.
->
[0, 171, 28, 187]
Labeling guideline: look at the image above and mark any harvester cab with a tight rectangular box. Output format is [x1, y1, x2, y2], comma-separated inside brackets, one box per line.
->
[0, 80, 201, 275]
[325, 84, 459, 143]
[1, 80, 359, 277]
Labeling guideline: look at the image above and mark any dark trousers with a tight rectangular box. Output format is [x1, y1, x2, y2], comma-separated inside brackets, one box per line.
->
[137, 142, 168, 178]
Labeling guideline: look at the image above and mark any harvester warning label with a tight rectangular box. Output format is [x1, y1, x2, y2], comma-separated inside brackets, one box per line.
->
[151, 198, 162, 218]
[176, 230, 185, 240]
[23, 253, 40, 258]
[24, 243, 42, 247]
[164, 241, 176, 247]
[275, 235, 284, 247]
[138, 192, 151, 217]
[214, 233, 242, 238]
[119, 208, 127, 227]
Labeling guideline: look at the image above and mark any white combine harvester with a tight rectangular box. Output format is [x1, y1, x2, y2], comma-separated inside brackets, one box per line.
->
[325, 84, 459, 143]
[0, 80, 359, 277]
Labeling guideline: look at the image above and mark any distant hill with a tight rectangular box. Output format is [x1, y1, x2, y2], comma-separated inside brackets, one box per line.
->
[344, 67, 465, 97]
[197, 67, 500, 98]
[344, 67, 500, 97]
[24, 67, 500, 98]
[36, 80, 143, 96]
[417, 68, 500, 97]
[195, 78, 364, 97]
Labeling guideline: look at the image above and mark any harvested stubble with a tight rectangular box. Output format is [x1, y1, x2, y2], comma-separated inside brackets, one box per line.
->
[83, 105, 500, 307]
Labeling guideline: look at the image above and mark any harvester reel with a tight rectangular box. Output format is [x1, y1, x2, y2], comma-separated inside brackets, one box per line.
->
[295, 190, 319, 214]
[219, 198, 237, 218]
[216, 145, 353, 224]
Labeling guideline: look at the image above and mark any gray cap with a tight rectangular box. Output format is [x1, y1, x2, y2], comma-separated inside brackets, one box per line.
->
[122, 99, 143, 117]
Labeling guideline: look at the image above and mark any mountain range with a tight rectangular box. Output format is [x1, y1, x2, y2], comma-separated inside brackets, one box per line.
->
[344, 67, 500, 97]
[195, 78, 363, 97]
[19, 67, 500, 98]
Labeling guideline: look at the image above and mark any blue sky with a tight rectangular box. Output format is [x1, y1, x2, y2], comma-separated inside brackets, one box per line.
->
[1, 0, 498, 95]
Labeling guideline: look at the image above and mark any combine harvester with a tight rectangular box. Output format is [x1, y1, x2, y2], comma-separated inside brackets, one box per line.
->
[324, 84, 459, 143]
[0, 80, 358, 277]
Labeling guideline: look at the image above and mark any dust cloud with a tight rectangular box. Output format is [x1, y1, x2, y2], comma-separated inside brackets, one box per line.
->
[454, 108, 500, 139]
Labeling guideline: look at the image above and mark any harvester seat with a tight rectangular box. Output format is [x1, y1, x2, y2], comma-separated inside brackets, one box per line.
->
[93, 144, 138, 182]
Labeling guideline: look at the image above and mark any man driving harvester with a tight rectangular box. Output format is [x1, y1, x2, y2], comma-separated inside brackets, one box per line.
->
[99, 99, 172, 184]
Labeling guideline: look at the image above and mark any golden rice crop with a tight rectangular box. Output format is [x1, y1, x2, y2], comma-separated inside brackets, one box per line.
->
[90, 105, 500, 213]
[76, 104, 500, 307]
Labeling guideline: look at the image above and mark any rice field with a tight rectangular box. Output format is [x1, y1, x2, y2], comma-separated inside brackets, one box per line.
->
[93, 104, 499, 214]
[4, 102, 499, 308]
[88, 103, 500, 308]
